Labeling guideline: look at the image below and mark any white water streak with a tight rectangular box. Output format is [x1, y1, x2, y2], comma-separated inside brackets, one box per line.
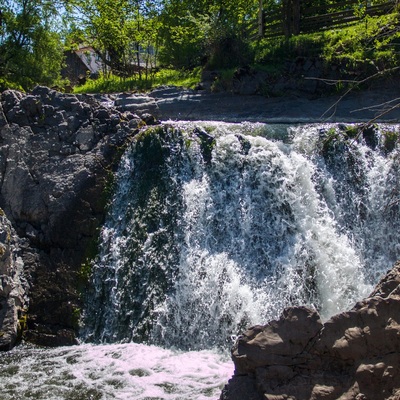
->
[86, 122, 400, 348]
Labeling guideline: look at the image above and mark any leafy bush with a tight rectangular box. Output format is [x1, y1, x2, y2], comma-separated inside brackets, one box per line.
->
[206, 35, 254, 70]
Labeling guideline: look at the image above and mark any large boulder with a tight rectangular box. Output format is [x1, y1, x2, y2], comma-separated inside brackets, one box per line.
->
[222, 261, 400, 400]
[0, 86, 146, 348]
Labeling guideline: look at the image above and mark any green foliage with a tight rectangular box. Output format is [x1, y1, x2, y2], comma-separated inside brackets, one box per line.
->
[319, 123, 397, 156]
[78, 260, 93, 284]
[158, 0, 258, 69]
[1, 0, 398, 93]
[135, 126, 167, 173]
[321, 12, 400, 70]
[344, 126, 359, 139]
[321, 127, 341, 154]
[66, 0, 161, 77]
[157, 15, 205, 69]
[256, 10, 400, 84]
[382, 127, 399, 153]
[205, 34, 254, 70]
[320, 124, 371, 155]
[71, 307, 81, 330]
[0, 0, 65, 91]
[255, 34, 324, 65]
[73, 67, 202, 93]
[197, 131, 215, 164]
[132, 126, 170, 212]
[0, 78, 24, 92]
[17, 309, 28, 340]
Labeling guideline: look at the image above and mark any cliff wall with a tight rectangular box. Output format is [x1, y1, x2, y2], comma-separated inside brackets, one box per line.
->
[0, 87, 145, 348]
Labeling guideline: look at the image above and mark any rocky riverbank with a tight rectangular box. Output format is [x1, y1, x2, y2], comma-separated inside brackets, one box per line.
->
[221, 261, 400, 400]
[99, 83, 400, 124]
[0, 86, 149, 349]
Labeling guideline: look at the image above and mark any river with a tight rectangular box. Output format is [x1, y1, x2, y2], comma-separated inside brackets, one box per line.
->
[1, 121, 399, 399]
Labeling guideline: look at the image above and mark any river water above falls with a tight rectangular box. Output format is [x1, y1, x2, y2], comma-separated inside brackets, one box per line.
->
[1, 122, 399, 399]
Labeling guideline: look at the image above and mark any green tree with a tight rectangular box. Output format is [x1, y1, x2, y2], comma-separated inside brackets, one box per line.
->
[0, 0, 65, 90]
[66, 0, 259, 74]
[158, 0, 259, 69]
[66, 0, 161, 77]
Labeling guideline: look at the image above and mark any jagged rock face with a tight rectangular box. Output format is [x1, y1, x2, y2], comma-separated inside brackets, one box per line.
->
[0, 86, 144, 349]
[222, 262, 400, 400]
[0, 212, 33, 350]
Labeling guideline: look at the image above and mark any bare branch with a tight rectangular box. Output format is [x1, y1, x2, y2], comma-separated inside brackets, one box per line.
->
[320, 87, 353, 120]
[350, 97, 400, 114]
[306, 66, 400, 121]
[356, 101, 400, 125]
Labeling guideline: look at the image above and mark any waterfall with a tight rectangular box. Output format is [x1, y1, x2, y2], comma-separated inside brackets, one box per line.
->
[83, 122, 400, 350]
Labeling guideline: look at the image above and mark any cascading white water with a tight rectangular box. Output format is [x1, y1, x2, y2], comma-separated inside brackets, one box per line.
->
[83, 122, 400, 350]
[1, 122, 399, 400]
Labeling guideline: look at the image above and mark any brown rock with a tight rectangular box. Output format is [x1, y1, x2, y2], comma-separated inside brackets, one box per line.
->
[223, 261, 400, 400]
[233, 307, 323, 374]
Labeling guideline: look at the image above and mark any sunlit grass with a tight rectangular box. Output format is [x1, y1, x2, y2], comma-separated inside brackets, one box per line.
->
[255, 11, 400, 72]
[73, 67, 202, 94]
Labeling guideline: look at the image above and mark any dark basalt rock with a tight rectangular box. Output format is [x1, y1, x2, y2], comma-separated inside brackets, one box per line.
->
[0, 86, 150, 349]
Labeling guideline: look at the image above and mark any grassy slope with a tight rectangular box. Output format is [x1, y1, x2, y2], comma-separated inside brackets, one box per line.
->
[255, 12, 400, 76]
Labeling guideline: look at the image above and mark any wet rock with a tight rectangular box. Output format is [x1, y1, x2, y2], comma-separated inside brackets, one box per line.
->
[232, 307, 323, 375]
[141, 112, 160, 125]
[220, 375, 262, 400]
[75, 126, 95, 152]
[222, 262, 400, 400]
[362, 125, 379, 149]
[194, 127, 215, 164]
[1, 90, 23, 114]
[232, 66, 269, 95]
[140, 83, 400, 123]
[115, 93, 158, 116]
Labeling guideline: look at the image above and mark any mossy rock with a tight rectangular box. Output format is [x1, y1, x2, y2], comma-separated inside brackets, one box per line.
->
[382, 128, 398, 153]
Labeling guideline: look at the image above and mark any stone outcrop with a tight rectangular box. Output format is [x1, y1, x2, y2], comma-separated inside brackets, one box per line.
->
[0, 211, 33, 350]
[111, 83, 400, 124]
[221, 261, 400, 400]
[0, 86, 146, 349]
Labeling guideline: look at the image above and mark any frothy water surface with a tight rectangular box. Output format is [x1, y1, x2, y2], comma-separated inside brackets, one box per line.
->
[0, 343, 232, 400]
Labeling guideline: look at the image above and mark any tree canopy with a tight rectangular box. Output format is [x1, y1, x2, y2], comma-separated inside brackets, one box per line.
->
[0, 0, 261, 89]
[0, 0, 399, 91]
[0, 0, 65, 90]
[65, 0, 162, 77]
[158, 0, 259, 68]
